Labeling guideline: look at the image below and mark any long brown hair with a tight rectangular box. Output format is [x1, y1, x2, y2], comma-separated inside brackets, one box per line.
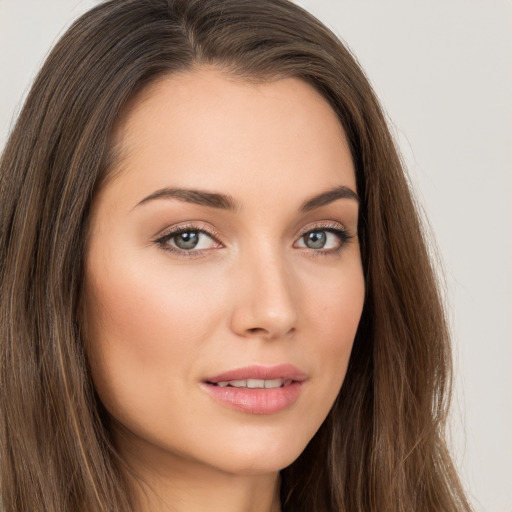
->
[0, 1, 472, 510]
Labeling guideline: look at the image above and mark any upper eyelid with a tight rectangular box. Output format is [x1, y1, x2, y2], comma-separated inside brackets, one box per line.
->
[154, 222, 352, 261]
[156, 223, 222, 242]
[156, 220, 348, 241]
[154, 225, 221, 258]
[154, 223, 353, 264]
[298, 220, 347, 232]
[294, 221, 350, 242]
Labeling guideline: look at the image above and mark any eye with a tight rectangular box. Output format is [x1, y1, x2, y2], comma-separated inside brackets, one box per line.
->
[297, 230, 340, 250]
[155, 225, 221, 255]
[294, 225, 352, 253]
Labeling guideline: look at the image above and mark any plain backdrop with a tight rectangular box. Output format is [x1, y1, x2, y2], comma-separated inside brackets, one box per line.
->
[1, 1, 511, 511]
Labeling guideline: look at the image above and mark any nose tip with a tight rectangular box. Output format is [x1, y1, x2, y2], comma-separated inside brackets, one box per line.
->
[244, 311, 296, 339]
[229, 259, 298, 340]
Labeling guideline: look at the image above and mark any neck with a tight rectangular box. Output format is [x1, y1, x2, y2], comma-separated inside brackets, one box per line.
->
[131, 468, 281, 512]
[115, 429, 282, 512]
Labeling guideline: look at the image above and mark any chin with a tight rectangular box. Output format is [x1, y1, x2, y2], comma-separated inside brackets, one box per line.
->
[194, 426, 315, 476]
[211, 451, 300, 476]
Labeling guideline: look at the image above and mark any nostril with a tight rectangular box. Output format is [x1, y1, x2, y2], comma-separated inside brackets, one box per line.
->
[246, 326, 295, 338]
[229, 281, 298, 339]
[247, 327, 269, 335]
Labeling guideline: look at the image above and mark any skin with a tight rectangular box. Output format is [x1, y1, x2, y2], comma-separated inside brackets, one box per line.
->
[84, 68, 365, 512]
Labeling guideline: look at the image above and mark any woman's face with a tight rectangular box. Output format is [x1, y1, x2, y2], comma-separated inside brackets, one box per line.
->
[84, 69, 364, 477]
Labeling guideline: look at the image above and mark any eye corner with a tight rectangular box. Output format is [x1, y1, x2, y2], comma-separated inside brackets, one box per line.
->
[294, 222, 354, 255]
[153, 222, 224, 259]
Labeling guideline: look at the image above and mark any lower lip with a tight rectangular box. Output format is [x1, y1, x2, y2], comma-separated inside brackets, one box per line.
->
[201, 382, 303, 414]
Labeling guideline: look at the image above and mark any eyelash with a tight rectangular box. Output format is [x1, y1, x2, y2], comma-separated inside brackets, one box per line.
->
[154, 222, 354, 259]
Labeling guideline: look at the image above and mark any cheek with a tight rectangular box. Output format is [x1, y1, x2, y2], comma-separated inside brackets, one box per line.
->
[305, 263, 365, 390]
[86, 248, 220, 350]
[323, 276, 364, 348]
[82, 247, 224, 417]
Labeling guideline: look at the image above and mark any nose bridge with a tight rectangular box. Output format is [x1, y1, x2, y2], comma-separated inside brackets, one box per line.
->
[230, 240, 298, 339]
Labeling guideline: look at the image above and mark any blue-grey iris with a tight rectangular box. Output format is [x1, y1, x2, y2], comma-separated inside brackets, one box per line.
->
[175, 231, 199, 250]
[304, 231, 326, 249]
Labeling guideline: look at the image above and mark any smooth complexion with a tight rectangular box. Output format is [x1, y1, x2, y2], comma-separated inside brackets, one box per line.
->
[84, 68, 365, 512]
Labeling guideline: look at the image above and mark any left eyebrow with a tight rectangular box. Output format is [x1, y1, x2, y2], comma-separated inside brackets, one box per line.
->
[299, 185, 360, 212]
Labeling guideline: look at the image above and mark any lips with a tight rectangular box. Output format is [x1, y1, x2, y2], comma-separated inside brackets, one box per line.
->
[215, 378, 290, 389]
[201, 364, 307, 414]
[204, 364, 307, 384]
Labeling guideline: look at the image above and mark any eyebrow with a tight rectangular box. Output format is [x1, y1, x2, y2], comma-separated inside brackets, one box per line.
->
[135, 185, 359, 212]
[299, 185, 359, 212]
[135, 188, 240, 211]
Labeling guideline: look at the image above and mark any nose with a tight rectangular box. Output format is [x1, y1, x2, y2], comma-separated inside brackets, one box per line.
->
[229, 248, 298, 340]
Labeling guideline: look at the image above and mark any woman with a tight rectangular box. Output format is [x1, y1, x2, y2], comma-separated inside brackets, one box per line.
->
[0, 0, 473, 511]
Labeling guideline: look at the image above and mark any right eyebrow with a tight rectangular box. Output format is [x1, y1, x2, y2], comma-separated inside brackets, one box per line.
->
[134, 187, 241, 212]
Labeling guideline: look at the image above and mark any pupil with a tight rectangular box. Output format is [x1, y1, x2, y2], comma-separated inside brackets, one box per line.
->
[175, 231, 199, 250]
[305, 231, 326, 249]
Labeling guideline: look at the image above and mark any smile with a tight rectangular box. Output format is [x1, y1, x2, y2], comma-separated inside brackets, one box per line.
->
[201, 365, 307, 414]
[213, 378, 291, 388]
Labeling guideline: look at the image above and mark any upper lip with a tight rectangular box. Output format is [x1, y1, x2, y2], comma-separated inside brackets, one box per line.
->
[204, 364, 308, 384]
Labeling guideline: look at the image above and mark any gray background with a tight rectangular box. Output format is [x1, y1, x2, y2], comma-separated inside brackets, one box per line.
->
[1, 1, 511, 510]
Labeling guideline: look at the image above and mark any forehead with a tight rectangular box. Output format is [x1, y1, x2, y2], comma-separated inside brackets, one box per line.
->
[101, 68, 355, 210]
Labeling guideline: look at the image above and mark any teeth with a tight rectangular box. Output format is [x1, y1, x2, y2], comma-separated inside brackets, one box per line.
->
[247, 379, 264, 388]
[264, 378, 283, 389]
[214, 378, 286, 389]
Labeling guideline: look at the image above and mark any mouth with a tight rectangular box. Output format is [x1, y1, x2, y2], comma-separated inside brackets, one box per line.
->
[201, 364, 307, 415]
[210, 378, 292, 389]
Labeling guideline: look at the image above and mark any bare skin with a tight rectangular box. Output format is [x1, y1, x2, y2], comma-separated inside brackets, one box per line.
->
[84, 68, 364, 512]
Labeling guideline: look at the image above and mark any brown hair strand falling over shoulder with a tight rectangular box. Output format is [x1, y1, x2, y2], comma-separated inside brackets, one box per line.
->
[0, 0, 472, 511]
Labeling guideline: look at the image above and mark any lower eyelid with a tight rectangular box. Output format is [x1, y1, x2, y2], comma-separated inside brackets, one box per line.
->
[152, 224, 217, 256]
[154, 223, 352, 257]
[161, 230, 218, 247]
[297, 226, 350, 242]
